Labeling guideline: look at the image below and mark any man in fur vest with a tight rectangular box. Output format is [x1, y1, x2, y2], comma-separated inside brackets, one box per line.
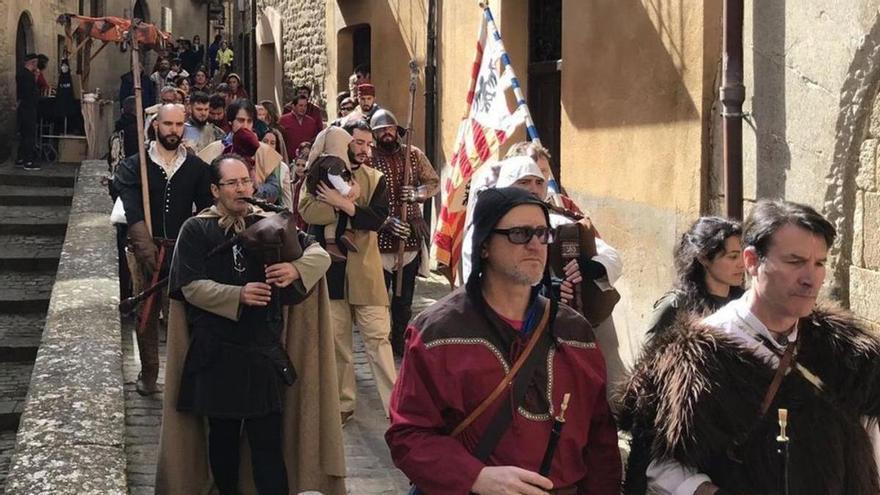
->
[619, 199, 880, 495]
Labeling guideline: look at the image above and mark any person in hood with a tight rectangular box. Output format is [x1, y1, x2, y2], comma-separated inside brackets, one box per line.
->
[386, 186, 621, 495]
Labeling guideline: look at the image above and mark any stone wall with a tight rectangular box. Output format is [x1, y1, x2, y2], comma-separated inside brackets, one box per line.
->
[708, 1, 880, 325]
[6, 161, 126, 494]
[257, 0, 328, 108]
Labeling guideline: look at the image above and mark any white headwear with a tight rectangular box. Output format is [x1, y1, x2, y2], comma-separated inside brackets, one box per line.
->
[495, 156, 544, 188]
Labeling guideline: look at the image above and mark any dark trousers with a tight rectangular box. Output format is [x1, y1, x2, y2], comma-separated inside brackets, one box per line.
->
[383, 253, 420, 355]
[17, 104, 37, 161]
[208, 413, 288, 495]
[115, 224, 132, 301]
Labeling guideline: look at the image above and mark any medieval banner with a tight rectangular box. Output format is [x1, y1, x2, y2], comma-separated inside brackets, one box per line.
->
[433, 7, 525, 283]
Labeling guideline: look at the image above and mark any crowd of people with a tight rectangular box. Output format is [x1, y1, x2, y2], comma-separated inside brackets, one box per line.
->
[15, 36, 872, 493]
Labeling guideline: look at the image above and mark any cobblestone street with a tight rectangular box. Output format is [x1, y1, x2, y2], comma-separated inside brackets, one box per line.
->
[123, 271, 453, 494]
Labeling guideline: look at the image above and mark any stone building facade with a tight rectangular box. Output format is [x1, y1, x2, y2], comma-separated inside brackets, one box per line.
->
[253, 0, 327, 110]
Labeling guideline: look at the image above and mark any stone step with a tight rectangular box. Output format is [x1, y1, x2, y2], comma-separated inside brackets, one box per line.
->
[0, 168, 78, 188]
[0, 362, 34, 431]
[0, 428, 16, 488]
[0, 272, 55, 314]
[0, 206, 70, 236]
[0, 185, 74, 206]
[0, 235, 64, 271]
[0, 314, 44, 362]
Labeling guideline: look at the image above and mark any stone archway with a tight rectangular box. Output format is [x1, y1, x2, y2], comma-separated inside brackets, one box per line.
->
[823, 14, 880, 325]
[133, 0, 150, 21]
[256, 6, 284, 109]
[16, 12, 35, 70]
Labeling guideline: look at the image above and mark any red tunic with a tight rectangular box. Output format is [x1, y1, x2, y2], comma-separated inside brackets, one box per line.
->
[386, 288, 621, 494]
[279, 112, 321, 161]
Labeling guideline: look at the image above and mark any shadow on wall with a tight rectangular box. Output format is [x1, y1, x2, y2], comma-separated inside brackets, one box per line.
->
[752, 0, 790, 199]
[562, 0, 699, 131]
[823, 13, 880, 304]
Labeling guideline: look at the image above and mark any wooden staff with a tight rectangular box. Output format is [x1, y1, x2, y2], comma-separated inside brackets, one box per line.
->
[130, 24, 153, 237]
[394, 60, 420, 296]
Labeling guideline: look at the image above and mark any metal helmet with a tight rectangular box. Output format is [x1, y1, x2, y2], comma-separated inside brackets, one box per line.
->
[370, 109, 400, 131]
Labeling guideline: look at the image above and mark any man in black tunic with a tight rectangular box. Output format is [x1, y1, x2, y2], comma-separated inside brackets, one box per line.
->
[168, 154, 319, 494]
[114, 103, 213, 395]
[16, 53, 40, 170]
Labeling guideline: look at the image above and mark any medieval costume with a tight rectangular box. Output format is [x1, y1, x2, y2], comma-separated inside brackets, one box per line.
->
[279, 110, 321, 161]
[299, 126, 395, 417]
[368, 110, 440, 357]
[114, 142, 213, 393]
[183, 115, 225, 154]
[386, 187, 621, 494]
[16, 55, 39, 167]
[644, 286, 744, 338]
[156, 205, 346, 495]
[462, 157, 627, 398]
[619, 293, 880, 495]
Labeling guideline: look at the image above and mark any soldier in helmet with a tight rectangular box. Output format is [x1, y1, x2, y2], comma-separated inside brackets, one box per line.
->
[369, 109, 440, 356]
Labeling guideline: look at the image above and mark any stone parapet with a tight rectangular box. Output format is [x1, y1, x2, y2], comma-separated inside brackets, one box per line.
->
[5, 160, 126, 494]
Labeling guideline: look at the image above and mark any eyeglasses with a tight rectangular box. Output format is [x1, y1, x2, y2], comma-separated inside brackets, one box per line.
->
[491, 226, 555, 245]
[217, 178, 254, 188]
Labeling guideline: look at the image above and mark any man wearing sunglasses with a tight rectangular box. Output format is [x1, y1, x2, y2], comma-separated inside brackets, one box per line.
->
[387, 186, 621, 494]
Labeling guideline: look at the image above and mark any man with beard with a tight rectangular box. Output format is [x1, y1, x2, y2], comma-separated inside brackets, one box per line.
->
[344, 83, 380, 125]
[368, 109, 439, 356]
[183, 92, 224, 153]
[114, 103, 213, 395]
[619, 200, 880, 495]
[208, 94, 229, 133]
[386, 187, 621, 495]
[299, 121, 396, 423]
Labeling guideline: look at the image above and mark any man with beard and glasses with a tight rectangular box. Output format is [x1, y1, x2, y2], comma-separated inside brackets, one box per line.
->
[114, 103, 213, 396]
[368, 109, 439, 357]
[386, 187, 621, 495]
[299, 121, 395, 424]
[183, 92, 225, 153]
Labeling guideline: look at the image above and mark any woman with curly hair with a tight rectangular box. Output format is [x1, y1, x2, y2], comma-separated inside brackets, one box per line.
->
[644, 216, 745, 337]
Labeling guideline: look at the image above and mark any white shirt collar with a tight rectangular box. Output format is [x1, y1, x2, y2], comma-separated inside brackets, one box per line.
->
[148, 141, 187, 179]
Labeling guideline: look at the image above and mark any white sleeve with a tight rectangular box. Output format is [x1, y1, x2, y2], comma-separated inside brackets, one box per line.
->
[646, 459, 712, 495]
[592, 237, 623, 290]
[327, 173, 351, 196]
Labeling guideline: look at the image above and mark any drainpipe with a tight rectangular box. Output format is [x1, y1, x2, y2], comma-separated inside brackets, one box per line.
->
[251, 0, 258, 99]
[423, 0, 438, 220]
[721, 0, 744, 220]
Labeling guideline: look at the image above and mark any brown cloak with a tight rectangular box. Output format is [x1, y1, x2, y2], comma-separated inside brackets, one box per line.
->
[155, 247, 346, 494]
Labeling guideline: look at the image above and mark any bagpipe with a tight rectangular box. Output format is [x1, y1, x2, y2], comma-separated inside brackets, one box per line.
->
[119, 197, 312, 313]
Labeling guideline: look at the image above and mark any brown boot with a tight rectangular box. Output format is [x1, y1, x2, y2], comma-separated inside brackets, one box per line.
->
[325, 241, 347, 262]
[339, 230, 359, 253]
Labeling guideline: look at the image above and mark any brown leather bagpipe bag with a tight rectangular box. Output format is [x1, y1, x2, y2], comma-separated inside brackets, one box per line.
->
[237, 209, 311, 305]
[548, 219, 621, 326]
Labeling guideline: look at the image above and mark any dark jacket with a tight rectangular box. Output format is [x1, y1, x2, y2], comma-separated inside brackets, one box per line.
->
[114, 113, 141, 158]
[16, 66, 38, 104]
[114, 151, 212, 239]
[119, 71, 156, 109]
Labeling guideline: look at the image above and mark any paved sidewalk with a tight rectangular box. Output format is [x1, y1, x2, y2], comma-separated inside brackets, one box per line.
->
[123, 272, 454, 494]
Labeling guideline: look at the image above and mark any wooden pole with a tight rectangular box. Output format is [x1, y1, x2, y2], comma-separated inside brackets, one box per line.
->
[721, 0, 745, 220]
[394, 60, 420, 296]
[131, 29, 154, 236]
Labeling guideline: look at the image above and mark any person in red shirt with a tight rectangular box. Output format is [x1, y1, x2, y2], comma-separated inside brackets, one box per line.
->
[386, 187, 621, 495]
[278, 95, 321, 161]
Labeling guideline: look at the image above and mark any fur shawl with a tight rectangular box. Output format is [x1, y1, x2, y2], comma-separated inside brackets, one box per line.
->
[618, 305, 880, 495]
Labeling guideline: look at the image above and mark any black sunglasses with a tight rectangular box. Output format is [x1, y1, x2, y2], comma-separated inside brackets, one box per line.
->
[491, 226, 555, 245]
